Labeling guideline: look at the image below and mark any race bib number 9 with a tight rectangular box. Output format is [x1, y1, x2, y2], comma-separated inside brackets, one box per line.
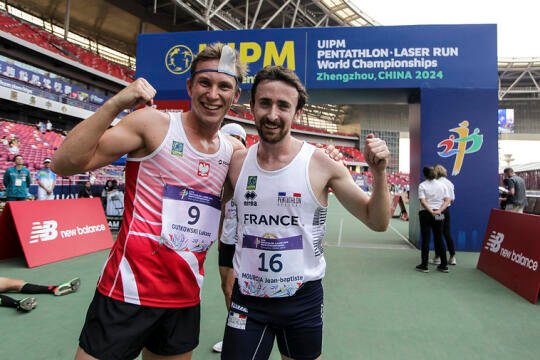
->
[161, 184, 221, 252]
[239, 234, 304, 298]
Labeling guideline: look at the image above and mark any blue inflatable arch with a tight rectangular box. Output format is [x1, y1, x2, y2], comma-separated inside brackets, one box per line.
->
[137, 25, 498, 251]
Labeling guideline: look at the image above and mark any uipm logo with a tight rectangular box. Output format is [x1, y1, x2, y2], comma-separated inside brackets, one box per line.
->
[30, 220, 58, 243]
[485, 230, 504, 253]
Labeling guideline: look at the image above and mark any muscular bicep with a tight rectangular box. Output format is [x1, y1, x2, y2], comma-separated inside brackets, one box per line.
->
[83, 121, 145, 171]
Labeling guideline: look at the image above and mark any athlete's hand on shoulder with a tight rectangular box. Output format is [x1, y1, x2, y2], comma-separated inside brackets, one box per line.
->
[364, 134, 390, 173]
[317, 144, 345, 165]
[108, 78, 157, 112]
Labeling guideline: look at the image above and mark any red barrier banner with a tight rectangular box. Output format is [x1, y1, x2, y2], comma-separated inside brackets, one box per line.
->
[0, 198, 113, 268]
[477, 209, 540, 303]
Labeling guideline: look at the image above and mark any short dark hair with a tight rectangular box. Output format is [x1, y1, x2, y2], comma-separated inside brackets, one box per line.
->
[503, 167, 514, 175]
[13, 154, 23, 162]
[423, 166, 436, 180]
[250, 66, 308, 111]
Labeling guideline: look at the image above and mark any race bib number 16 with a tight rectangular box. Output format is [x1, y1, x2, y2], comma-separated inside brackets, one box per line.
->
[161, 184, 221, 252]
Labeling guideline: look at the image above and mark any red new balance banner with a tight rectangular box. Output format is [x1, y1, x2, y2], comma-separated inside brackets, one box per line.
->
[0, 198, 113, 267]
[477, 209, 540, 303]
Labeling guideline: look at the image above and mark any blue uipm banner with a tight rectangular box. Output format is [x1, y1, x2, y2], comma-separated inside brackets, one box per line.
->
[242, 234, 303, 251]
[163, 184, 221, 210]
[137, 24, 497, 100]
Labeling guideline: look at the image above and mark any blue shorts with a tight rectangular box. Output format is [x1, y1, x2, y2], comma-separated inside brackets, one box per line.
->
[221, 280, 324, 360]
[79, 291, 200, 360]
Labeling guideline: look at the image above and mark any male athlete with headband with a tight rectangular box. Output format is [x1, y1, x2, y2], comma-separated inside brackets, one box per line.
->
[53, 43, 247, 360]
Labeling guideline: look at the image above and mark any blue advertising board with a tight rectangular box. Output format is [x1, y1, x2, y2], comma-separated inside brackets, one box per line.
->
[137, 24, 497, 100]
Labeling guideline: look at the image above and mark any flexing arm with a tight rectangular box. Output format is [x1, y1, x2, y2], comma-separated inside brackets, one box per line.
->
[51, 79, 156, 175]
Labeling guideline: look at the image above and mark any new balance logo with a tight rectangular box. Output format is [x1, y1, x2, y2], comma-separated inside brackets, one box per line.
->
[485, 231, 504, 253]
[30, 220, 58, 243]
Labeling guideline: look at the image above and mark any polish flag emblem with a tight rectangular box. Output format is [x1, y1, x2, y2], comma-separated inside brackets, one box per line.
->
[198, 161, 210, 177]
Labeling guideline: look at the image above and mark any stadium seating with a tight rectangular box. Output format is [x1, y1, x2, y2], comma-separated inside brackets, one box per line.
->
[0, 11, 134, 82]
[0, 119, 124, 190]
[334, 145, 365, 162]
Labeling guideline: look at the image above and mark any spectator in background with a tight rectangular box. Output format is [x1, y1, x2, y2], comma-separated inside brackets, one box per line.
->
[503, 167, 528, 213]
[8, 139, 20, 156]
[46, 120, 53, 132]
[78, 181, 94, 198]
[100, 179, 113, 209]
[3, 155, 31, 201]
[1, 135, 8, 146]
[105, 180, 124, 216]
[37, 120, 46, 134]
[36, 158, 56, 200]
[212, 122, 247, 354]
[416, 166, 451, 273]
[0, 276, 80, 313]
[88, 172, 96, 185]
[431, 164, 457, 266]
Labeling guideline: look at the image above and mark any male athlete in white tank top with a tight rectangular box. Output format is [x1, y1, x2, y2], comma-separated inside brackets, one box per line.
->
[220, 66, 391, 360]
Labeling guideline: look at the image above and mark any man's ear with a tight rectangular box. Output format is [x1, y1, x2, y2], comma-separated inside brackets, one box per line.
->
[294, 108, 304, 122]
[233, 87, 241, 104]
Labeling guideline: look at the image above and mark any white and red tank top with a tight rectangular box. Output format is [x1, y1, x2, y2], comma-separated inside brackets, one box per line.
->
[233, 142, 328, 298]
[97, 112, 233, 308]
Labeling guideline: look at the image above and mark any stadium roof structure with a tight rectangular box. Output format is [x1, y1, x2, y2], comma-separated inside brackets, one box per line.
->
[11, 0, 378, 55]
[7, 0, 540, 131]
[10, 0, 380, 131]
[498, 58, 540, 101]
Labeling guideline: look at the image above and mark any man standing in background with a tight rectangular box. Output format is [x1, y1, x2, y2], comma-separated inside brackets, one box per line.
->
[213, 122, 247, 354]
[503, 167, 527, 213]
[36, 158, 56, 200]
[3, 155, 31, 201]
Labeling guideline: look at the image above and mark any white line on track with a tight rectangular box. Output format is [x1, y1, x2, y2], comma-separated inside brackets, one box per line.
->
[337, 218, 343, 247]
[389, 223, 416, 249]
[325, 242, 412, 250]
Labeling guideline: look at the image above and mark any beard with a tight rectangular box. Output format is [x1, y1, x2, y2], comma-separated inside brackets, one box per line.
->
[255, 119, 288, 144]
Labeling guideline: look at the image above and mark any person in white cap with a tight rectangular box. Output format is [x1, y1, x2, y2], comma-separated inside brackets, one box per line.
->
[220, 123, 247, 146]
[212, 123, 247, 353]
[35, 158, 56, 200]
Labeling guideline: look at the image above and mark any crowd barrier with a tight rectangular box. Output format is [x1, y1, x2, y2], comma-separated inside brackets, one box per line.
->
[0, 198, 113, 267]
[477, 209, 540, 303]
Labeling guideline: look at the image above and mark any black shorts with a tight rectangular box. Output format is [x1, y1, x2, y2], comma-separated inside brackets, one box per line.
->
[79, 291, 200, 360]
[221, 280, 324, 360]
